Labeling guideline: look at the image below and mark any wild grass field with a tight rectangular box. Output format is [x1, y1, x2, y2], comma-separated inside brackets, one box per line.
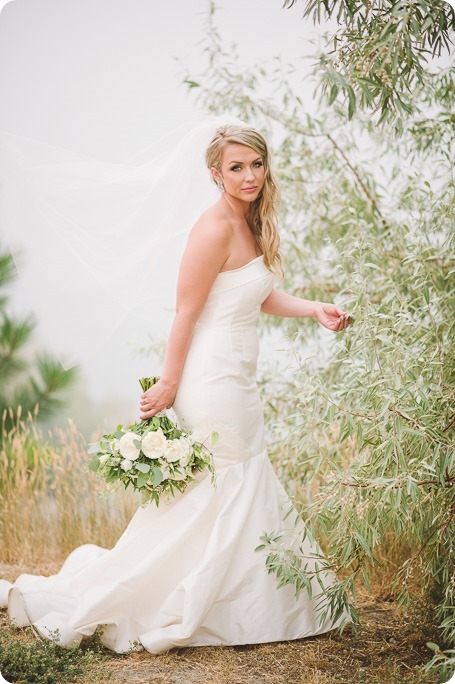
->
[0, 412, 445, 683]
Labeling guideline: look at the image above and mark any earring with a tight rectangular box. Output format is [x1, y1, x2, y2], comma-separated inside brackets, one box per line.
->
[217, 179, 224, 191]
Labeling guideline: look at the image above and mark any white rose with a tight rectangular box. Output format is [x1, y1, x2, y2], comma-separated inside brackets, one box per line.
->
[180, 439, 192, 463]
[118, 432, 141, 461]
[120, 458, 133, 471]
[164, 439, 189, 463]
[161, 466, 171, 480]
[163, 439, 182, 463]
[99, 454, 110, 465]
[142, 429, 167, 459]
[179, 446, 191, 468]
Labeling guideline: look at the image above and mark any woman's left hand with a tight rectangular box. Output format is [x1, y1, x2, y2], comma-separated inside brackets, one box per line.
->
[139, 378, 177, 420]
[314, 302, 353, 332]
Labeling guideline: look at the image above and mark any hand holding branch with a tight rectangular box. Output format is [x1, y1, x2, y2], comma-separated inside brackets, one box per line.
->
[314, 303, 353, 332]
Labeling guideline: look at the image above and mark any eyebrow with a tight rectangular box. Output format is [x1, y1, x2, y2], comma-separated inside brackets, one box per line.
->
[227, 157, 262, 164]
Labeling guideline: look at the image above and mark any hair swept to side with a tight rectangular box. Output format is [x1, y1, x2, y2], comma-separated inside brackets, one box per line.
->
[205, 124, 283, 278]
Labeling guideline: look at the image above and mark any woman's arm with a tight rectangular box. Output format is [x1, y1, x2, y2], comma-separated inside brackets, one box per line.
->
[139, 216, 230, 419]
[261, 289, 352, 332]
[260, 289, 318, 318]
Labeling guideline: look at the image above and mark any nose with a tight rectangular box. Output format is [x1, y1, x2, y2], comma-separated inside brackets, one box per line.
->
[244, 166, 255, 182]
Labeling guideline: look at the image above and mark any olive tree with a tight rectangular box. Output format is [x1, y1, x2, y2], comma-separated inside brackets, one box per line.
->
[282, 0, 455, 131]
[181, 3, 454, 679]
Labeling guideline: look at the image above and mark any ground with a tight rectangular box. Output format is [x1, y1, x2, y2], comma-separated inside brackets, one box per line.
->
[0, 562, 442, 684]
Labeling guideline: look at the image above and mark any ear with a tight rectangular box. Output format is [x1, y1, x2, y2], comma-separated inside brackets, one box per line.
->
[211, 166, 221, 184]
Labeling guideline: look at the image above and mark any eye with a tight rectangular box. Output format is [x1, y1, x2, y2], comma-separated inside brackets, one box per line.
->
[253, 161, 263, 168]
[230, 165, 241, 172]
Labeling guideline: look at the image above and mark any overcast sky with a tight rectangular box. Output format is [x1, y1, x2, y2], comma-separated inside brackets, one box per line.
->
[0, 0, 325, 155]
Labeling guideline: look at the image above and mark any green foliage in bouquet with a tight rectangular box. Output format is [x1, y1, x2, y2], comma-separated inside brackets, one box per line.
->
[87, 377, 216, 506]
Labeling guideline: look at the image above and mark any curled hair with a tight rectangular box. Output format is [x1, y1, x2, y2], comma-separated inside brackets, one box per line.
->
[205, 124, 283, 277]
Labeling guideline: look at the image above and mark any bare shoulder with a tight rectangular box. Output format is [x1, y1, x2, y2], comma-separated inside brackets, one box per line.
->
[179, 200, 233, 275]
[189, 200, 233, 245]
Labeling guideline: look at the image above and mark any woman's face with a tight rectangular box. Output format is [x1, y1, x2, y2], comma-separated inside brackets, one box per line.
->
[213, 143, 265, 203]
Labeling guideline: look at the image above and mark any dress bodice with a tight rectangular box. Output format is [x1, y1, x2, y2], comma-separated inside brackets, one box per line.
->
[196, 255, 276, 330]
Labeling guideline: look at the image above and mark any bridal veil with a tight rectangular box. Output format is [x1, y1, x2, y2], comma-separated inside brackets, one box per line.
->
[0, 115, 245, 369]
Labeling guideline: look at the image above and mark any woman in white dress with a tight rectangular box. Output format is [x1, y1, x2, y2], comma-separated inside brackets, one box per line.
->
[0, 123, 352, 654]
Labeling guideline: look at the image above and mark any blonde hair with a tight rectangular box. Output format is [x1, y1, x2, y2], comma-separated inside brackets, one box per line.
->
[205, 124, 283, 277]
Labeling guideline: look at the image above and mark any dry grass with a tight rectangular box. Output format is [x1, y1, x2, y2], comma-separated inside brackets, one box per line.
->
[0, 411, 138, 565]
[0, 413, 444, 683]
[0, 561, 439, 684]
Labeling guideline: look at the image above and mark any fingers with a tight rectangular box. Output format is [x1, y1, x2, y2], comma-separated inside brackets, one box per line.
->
[139, 391, 171, 419]
[335, 314, 353, 331]
[139, 394, 160, 419]
[140, 404, 164, 420]
[140, 409, 159, 421]
[139, 383, 175, 418]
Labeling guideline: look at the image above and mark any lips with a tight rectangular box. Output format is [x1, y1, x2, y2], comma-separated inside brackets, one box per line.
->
[242, 186, 258, 192]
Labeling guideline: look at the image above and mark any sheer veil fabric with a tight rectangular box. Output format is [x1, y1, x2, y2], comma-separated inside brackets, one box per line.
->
[0, 115, 244, 369]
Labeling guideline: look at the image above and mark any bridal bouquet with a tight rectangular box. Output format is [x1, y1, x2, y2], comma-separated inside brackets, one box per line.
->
[87, 377, 216, 506]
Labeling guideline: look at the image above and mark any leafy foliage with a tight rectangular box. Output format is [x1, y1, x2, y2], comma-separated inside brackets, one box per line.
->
[282, 0, 455, 130]
[0, 626, 108, 684]
[0, 247, 76, 430]
[182, 2, 454, 678]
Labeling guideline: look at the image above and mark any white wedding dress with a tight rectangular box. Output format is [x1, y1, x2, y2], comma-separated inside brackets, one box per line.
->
[0, 255, 348, 654]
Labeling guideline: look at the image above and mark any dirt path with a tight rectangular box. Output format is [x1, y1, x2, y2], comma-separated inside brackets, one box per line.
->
[0, 563, 439, 684]
[90, 602, 437, 684]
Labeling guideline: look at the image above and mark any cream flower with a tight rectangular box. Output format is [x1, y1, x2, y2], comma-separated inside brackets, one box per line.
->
[120, 458, 133, 471]
[164, 438, 190, 463]
[179, 449, 191, 468]
[118, 432, 141, 461]
[99, 454, 110, 465]
[142, 429, 167, 459]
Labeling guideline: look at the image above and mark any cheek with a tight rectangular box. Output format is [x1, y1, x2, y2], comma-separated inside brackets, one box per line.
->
[225, 172, 240, 186]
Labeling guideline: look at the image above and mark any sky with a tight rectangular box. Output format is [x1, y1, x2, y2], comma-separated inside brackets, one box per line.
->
[0, 0, 325, 155]
[0, 0, 334, 434]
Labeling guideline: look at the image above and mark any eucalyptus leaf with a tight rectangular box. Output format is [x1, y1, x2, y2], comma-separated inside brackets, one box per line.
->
[87, 457, 100, 472]
[135, 462, 150, 473]
[136, 472, 149, 489]
[150, 467, 164, 487]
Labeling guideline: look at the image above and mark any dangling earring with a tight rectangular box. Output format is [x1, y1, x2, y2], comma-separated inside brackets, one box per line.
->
[217, 179, 224, 192]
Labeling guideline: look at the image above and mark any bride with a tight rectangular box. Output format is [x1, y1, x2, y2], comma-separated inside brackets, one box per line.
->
[0, 121, 352, 654]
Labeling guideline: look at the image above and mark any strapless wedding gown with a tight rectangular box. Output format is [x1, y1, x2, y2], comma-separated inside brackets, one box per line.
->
[0, 255, 348, 654]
